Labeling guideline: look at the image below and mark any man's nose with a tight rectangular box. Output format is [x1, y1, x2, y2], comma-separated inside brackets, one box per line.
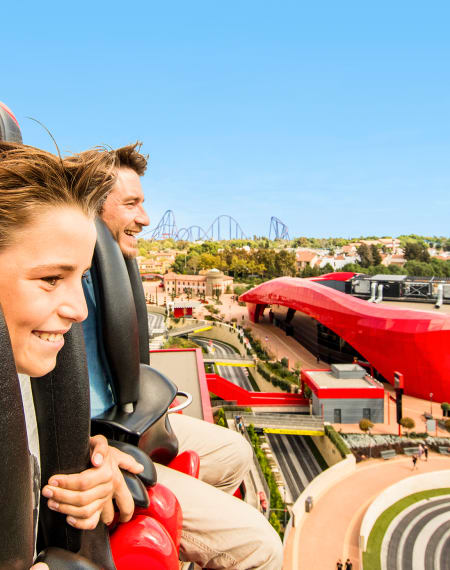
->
[135, 204, 150, 227]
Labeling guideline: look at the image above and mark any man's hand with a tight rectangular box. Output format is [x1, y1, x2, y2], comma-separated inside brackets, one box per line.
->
[41, 435, 144, 529]
[31, 564, 49, 569]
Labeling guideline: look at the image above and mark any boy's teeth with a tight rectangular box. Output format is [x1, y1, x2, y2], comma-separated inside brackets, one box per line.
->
[34, 332, 63, 342]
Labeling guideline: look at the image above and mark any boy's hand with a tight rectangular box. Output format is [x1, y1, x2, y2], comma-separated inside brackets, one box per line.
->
[42, 435, 144, 529]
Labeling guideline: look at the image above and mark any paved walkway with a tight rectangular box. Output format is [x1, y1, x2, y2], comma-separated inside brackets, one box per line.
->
[283, 455, 450, 570]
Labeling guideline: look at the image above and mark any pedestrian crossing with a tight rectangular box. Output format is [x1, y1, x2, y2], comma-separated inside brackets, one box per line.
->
[147, 311, 166, 334]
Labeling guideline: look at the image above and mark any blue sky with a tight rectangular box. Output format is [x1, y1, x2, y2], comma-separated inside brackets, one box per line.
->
[4, 1, 450, 238]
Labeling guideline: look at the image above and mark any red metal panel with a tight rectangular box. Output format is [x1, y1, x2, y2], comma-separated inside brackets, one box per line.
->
[206, 373, 308, 406]
[194, 347, 214, 423]
[310, 271, 356, 282]
[240, 277, 450, 402]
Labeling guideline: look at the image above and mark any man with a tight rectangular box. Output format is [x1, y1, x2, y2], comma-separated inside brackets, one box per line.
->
[82, 143, 283, 569]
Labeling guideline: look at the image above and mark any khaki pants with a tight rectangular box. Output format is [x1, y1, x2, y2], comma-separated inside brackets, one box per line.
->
[155, 414, 283, 569]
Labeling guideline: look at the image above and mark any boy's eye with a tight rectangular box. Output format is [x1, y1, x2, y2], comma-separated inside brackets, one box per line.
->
[42, 276, 61, 287]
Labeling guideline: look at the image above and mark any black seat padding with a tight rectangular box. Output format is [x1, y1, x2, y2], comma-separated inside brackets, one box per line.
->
[0, 311, 102, 568]
[91, 220, 179, 463]
[91, 219, 140, 406]
[0, 310, 35, 568]
[32, 323, 117, 569]
[125, 257, 150, 365]
[35, 547, 101, 569]
[108, 440, 157, 488]
[92, 364, 178, 463]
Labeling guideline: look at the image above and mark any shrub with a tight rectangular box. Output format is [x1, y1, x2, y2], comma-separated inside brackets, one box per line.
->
[269, 512, 282, 535]
[445, 420, 450, 433]
[400, 417, 415, 434]
[325, 425, 351, 458]
[359, 419, 374, 433]
[441, 402, 450, 417]
[280, 357, 289, 368]
[247, 424, 287, 537]
[214, 408, 228, 428]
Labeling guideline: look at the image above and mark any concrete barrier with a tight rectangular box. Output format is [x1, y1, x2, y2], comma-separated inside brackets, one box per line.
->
[285, 452, 356, 569]
[146, 305, 166, 316]
[359, 469, 450, 553]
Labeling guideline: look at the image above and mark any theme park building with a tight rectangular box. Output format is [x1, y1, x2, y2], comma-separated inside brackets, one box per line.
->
[240, 273, 450, 403]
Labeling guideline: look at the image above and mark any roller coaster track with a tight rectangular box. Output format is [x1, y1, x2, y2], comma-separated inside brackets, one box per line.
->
[175, 225, 208, 241]
[141, 209, 179, 239]
[204, 215, 246, 240]
[141, 212, 289, 241]
[269, 216, 290, 240]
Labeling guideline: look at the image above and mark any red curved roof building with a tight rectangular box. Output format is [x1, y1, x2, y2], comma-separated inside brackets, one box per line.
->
[240, 275, 450, 403]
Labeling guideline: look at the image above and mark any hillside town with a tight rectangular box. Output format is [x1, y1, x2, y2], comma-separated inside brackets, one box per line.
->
[137, 235, 450, 281]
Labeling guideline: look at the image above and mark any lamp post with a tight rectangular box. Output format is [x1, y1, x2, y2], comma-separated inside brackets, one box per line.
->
[430, 392, 434, 416]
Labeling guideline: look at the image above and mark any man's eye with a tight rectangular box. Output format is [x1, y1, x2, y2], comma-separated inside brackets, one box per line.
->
[42, 276, 61, 287]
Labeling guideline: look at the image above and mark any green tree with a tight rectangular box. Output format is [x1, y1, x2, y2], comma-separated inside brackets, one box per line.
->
[320, 263, 334, 274]
[404, 241, 430, 262]
[370, 244, 382, 265]
[357, 244, 372, 267]
[441, 402, 450, 418]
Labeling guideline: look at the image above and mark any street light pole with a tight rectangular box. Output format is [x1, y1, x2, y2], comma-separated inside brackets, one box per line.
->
[430, 392, 434, 416]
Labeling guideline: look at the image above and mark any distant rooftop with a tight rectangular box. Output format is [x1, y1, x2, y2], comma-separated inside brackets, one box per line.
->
[306, 369, 379, 389]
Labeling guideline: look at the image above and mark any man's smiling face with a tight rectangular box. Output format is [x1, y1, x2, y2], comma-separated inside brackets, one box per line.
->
[100, 167, 149, 257]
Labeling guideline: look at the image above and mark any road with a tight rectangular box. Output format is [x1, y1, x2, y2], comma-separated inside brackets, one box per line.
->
[147, 311, 166, 334]
[267, 434, 324, 502]
[191, 336, 255, 392]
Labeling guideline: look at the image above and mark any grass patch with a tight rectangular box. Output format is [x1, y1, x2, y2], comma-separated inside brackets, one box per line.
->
[363, 488, 450, 570]
[163, 337, 202, 350]
[246, 368, 261, 392]
[304, 436, 329, 471]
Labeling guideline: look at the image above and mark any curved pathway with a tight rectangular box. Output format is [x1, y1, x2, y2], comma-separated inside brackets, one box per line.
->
[283, 455, 450, 570]
[381, 495, 450, 570]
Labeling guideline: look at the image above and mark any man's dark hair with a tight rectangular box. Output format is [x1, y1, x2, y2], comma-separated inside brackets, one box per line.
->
[112, 142, 148, 176]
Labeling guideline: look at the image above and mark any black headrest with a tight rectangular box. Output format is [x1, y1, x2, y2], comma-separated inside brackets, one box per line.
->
[0, 309, 34, 568]
[92, 219, 140, 405]
[32, 323, 116, 569]
[125, 257, 150, 365]
[0, 101, 22, 143]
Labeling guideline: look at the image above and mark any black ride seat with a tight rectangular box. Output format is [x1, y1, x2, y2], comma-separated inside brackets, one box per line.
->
[32, 320, 157, 567]
[90, 219, 179, 464]
[0, 310, 104, 568]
